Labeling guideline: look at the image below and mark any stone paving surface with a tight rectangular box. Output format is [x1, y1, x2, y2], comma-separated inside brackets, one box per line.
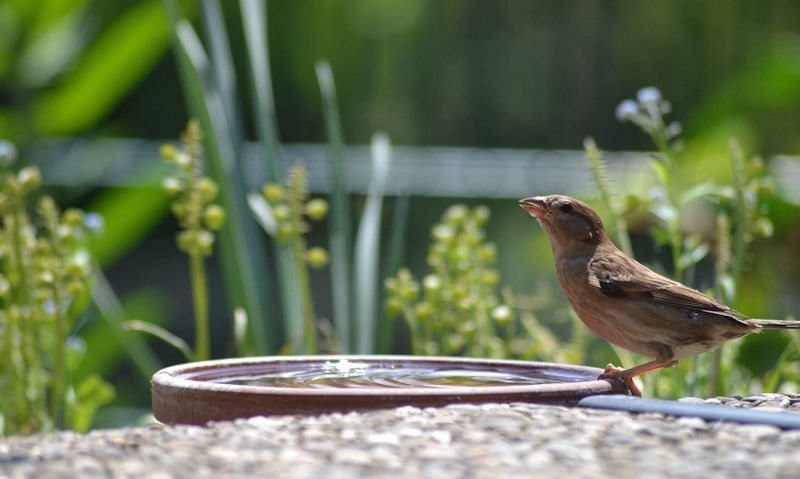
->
[2, 394, 800, 479]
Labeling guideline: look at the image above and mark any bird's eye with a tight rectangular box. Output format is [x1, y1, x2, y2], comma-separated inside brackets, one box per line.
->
[559, 203, 573, 214]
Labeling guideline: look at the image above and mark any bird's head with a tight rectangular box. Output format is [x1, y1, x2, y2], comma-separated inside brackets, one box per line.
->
[518, 195, 608, 257]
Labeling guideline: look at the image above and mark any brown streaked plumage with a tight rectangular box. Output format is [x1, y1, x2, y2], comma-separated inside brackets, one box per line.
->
[519, 194, 799, 396]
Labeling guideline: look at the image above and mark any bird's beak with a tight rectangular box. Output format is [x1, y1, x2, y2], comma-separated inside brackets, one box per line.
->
[518, 197, 546, 218]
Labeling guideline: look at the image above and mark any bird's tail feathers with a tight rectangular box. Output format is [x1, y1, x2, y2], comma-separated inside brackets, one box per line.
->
[750, 318, 800, 330]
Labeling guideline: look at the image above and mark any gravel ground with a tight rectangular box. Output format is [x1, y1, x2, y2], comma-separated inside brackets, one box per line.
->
[2, 394, 800, 479]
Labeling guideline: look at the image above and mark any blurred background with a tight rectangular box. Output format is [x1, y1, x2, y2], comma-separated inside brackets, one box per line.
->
[3, 0, 800, 426]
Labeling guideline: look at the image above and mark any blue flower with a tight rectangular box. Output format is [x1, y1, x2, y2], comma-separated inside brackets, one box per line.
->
[615, 99, 639, 122]
[0, 140, 17, 166]
[83, 213, 105, 234]
[636, 86, 662, 105]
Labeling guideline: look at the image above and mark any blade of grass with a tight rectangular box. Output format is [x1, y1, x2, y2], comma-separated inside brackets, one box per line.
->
[247, 191, 309, 354]
[353, 132, 391, 353]
[316, 60, 353, 352]
[163, 4, 275, 354]
[240, 0, 282, 182]
[376, 194, 410, 353]
[199, 0, 245, 157]
[239, 0, 310, 351]
[91, 267, 162, 381]
[123, 320, 194, 361]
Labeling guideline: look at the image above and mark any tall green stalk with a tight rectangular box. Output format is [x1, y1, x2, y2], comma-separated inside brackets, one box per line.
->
[353, 132, 392, 353]
[316, 61, 353, 352]
[161, 121, 227, 361]
[163, 0, 275, 354]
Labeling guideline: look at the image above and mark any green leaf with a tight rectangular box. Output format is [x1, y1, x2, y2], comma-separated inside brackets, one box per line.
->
[677, 241, 709, 270]
[68, 374, 115, 433]
[649, 156, 671, 186]
[240, 0, 282, 182]
[123, 320, 194, 361]
[86, 186, 169, 267]
[678, 182, 718, 206]
[34, 0, 171, 134]
[353, 132, 391, 353]
[247, 192, 278, 236]
[376, 194, 410, 353]
[316, 60, 353, 352]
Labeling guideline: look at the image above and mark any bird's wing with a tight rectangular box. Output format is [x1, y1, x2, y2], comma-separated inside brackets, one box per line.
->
[587, 251, 749, 322]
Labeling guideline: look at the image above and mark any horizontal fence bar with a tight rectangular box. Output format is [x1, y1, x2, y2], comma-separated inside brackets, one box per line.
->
[26, 139, 800, 200]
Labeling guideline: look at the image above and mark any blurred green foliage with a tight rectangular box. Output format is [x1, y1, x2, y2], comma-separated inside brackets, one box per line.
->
[584, 87, 793, 398]
[0, 163, 114, 435]
[0, 0, 178, 142]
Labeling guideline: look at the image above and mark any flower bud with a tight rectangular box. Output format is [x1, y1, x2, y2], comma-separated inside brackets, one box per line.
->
[196, 230, 215, 256]
[0, 275, 9, 297]
[491, 305, 512, 324]
[414, 302, 432, 321]
[478, 244, 497, 264]
[384, 297, 403, 316]
[162, 177, 182, 196]
[262, 183, 284, 204]
[174, 152, 191, 168]
[422, 274, 442, 293]
[196, 177, 218, 203]
[18, 166, 41, 191]
[276, 223, 294, 243]
[443, 204, 468, 226]
[63, 208, 84, 228]
[305, 198, 329, 221]
[203, 205, 226, 230]
[176, 230, 194, 253]
[472, 205, 490, 226]
[67, 280, 86, 297]
[160, 143, 179, 161]
[272, 204, 291, 223]
[306, 247, 329, 268]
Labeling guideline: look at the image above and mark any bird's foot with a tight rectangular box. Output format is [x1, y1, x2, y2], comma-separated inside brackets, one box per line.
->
[598, 363, 642, 397]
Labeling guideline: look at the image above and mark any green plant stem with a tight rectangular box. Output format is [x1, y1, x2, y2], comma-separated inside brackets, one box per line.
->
[650, 134, 684, 281]
[292, 238, 317, 354]
[584, 137, 632, 255]
[49, 282, 66, 427]
[728, 140, 748, 281]
[189, 251, 210, 361]
[376, 196, 410, 354]
[316, 61, 352, 352]
[404, 305, 420, 355]
[164, 3, 275, 354]
[10, 204, 41, 431]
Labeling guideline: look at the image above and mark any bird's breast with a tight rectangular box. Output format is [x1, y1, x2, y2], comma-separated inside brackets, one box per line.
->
[554, 255, 673, 358]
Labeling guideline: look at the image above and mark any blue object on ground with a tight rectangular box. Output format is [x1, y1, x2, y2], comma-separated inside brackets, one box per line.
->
[578, 394, 800, 430]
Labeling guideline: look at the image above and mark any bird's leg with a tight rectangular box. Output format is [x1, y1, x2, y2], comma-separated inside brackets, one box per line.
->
[598, 360, 678, 397]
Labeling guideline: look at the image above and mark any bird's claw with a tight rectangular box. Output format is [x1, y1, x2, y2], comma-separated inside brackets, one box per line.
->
[598, 363, 642, 397]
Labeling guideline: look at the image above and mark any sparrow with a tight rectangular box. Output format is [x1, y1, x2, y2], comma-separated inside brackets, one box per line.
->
[519, 194, 799, 396]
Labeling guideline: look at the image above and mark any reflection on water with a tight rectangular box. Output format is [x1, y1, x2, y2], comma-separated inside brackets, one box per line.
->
[211, 359, 570, 389]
